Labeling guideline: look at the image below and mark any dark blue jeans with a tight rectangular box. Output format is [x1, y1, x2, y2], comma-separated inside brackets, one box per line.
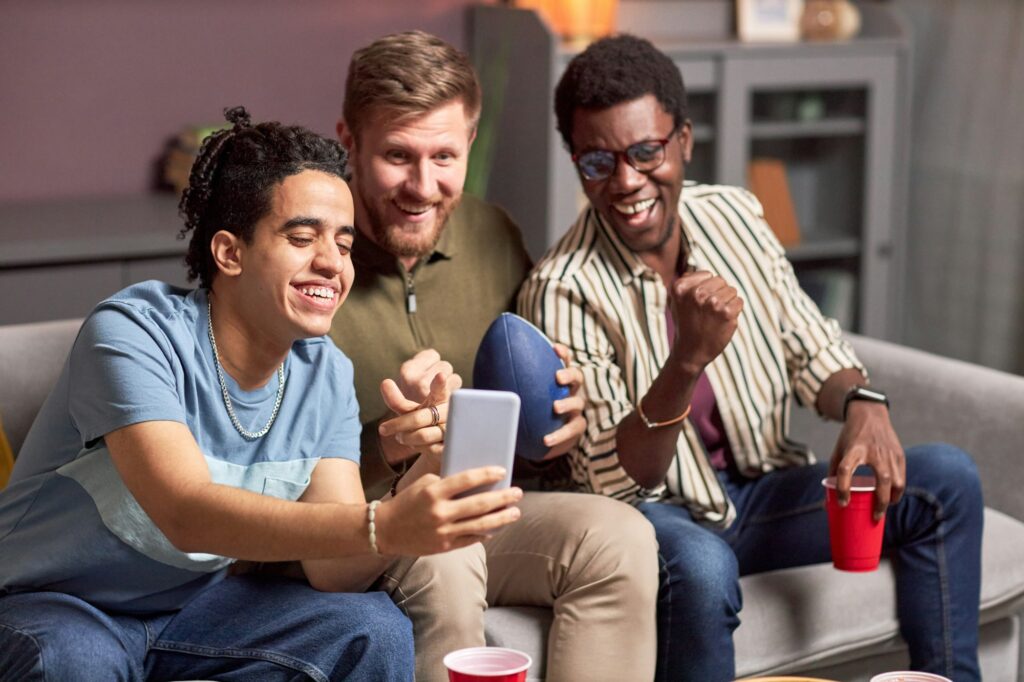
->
[0, 574, 414, 681]
[638, 443, 983, 682]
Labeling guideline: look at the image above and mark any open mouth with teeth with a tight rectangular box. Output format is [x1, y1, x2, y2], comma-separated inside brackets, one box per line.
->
[613, 197, 657, 216]
[296, 286, 337, 302]
[394, 199, 434, 216]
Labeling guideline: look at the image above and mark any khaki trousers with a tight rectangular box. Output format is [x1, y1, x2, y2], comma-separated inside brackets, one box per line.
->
[377, 492, 658, 682]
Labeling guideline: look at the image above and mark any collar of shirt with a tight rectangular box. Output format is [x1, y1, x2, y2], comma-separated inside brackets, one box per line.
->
[591, 180, 700, 286]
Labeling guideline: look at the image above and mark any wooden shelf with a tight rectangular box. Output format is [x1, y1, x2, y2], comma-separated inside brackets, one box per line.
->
[750, 118, 866, 140]
[786, 237, 861, 263]
[0, 194, 184, 268]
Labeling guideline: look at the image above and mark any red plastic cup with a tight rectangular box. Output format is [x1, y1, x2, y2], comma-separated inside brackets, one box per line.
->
[822, 475, 886, 572]
[443, 647, 532, 682]
[869, 672, 952, 682]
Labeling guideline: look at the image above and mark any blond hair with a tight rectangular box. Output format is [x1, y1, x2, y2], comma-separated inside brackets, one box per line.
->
[343, 31, 482, 136]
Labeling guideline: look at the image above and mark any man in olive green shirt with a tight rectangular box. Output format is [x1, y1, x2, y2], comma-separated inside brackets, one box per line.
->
[332, 192, 531, 497]
[328, 31, 659, 682]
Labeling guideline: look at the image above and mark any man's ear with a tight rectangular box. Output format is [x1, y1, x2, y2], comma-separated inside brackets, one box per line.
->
[679, 120, 694, 165]
[210, 230, 244, 278]
[337, 119, 354, 152]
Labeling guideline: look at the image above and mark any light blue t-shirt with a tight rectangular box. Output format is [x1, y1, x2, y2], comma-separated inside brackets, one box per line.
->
[0, 281, 361, 612]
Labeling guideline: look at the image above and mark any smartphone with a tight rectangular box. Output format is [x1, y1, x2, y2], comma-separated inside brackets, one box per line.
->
[440, 389, 521, 497]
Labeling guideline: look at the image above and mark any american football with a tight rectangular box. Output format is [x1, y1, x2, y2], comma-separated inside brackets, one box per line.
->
[473, 313, 571, 460]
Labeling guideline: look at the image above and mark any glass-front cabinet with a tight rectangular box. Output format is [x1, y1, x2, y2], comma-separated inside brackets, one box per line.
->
[471, 3, 909, 339]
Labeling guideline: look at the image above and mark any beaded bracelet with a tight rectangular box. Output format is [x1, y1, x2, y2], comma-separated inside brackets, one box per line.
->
[367, 500, 381, 555]
[636, 398, 692, 429]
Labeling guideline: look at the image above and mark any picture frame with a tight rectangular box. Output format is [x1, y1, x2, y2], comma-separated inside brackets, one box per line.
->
[736, 0, 804, 43]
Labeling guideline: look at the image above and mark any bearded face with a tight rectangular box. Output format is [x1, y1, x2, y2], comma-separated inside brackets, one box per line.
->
[344, 100, 474, 262]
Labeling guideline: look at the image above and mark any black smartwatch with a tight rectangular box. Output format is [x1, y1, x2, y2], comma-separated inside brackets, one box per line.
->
[842, 385, 890, 421]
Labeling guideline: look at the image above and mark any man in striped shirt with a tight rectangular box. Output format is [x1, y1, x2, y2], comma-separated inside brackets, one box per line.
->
[519, 35, 984, 682]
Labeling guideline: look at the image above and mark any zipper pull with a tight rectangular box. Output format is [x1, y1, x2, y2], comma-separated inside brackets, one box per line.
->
[406, 273, 417, 314]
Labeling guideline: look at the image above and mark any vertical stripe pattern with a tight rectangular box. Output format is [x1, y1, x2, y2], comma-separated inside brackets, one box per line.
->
[517, 183, 863, 528]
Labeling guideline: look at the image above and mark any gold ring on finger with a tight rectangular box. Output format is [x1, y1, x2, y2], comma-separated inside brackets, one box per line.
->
[429, 404, 440, 427]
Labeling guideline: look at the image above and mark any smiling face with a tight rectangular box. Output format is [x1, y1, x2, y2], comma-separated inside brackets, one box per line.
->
[340, 99, 473, 262]
[228, 170, 356, 342]
[571, 94, 692, 261]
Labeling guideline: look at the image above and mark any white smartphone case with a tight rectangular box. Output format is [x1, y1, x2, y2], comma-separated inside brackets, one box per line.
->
[440, 389, 521, 495]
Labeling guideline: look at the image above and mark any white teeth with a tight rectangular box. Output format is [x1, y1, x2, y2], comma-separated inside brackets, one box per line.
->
[395, 200, 432, 215]
[300, 287, 335, 300]
[614, 198, 656, 215]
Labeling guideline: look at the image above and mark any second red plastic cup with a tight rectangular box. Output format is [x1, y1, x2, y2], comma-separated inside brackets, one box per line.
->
[443, 647, 532, 682]
[822, 475, 886, 572]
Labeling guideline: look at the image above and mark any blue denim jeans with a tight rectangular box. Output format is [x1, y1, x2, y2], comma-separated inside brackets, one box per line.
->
[638, 443, 983, 682]
[0, 574, 414, 681]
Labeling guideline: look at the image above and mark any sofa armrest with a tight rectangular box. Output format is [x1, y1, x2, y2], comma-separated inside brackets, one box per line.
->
[0, 318, 82, 455]
[792, 333, 1024, 521]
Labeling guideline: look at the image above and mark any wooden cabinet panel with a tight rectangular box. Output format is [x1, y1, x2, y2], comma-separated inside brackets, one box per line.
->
[0, 262, 122, 325]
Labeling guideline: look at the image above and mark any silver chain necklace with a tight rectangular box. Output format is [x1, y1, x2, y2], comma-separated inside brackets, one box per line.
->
[207, 299, 285, 440]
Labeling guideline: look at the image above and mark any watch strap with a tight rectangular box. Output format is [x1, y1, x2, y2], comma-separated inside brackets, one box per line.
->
[842, 385, 890, 421]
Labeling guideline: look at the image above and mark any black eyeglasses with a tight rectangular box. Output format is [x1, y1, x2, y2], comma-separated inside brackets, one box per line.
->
[572, 136, 673, 181]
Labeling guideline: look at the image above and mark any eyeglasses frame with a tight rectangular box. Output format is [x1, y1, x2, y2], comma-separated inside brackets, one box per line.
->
[571, 132, 679, 182]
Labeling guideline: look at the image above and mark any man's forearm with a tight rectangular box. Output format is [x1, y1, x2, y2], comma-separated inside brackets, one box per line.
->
[615, 362, 701, 489]
[107, 422, 381, 562]
[301, 489, 399, 593]
[162, 482, 377, 561]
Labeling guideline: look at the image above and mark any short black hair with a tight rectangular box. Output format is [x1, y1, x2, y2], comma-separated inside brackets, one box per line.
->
[554, 34, 688, 150]
[178, 106, 349, 289]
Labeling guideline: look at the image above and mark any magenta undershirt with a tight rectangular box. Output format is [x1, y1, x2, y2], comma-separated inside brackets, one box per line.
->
[665, 304, 734, 471]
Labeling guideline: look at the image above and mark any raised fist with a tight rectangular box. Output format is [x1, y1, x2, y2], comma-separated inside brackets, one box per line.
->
[668, 270, 743, 373]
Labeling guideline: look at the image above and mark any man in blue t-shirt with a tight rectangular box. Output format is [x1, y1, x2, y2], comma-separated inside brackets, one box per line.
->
[0, 108, 522, 681]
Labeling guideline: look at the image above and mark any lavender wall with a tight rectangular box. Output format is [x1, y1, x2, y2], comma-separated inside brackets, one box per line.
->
[0, 0, 478, 202]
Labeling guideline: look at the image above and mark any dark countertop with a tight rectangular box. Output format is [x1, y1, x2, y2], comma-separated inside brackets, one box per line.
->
[0, 194, 185, 268]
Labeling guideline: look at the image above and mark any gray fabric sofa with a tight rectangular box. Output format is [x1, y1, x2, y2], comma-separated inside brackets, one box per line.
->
[3, 319, 1024, 681]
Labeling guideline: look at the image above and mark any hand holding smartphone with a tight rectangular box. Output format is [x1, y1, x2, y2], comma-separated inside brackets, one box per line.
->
[440, 389, 520, 497]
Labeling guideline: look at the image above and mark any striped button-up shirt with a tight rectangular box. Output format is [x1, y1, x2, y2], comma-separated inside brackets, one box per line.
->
[517, 183, 863, 527]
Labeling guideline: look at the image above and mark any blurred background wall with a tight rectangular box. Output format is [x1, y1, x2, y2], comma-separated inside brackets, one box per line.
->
[2, 0, 1022, 375]
[0, 0, 476, 202]
[894, 0, 1024, 374]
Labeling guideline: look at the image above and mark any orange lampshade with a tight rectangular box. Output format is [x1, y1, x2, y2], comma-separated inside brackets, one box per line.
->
[515, 0, 618, 44]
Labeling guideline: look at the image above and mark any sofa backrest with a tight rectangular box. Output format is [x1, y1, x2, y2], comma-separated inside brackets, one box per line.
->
[792, 332, 1024, 521]
[5, 322, 1024, 519]
[0, 318, 82, 455]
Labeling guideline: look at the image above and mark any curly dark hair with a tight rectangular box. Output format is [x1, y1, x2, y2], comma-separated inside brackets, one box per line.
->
[177, 106, 349, 288]
[554, 34, 688, 150]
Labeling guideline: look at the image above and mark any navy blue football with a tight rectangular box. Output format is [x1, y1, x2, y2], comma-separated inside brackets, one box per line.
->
[473, 313, 571, 460]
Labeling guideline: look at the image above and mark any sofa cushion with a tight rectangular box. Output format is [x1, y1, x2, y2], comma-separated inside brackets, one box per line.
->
[484, 606, 551, 681]
[734, 507, 1024, 675]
